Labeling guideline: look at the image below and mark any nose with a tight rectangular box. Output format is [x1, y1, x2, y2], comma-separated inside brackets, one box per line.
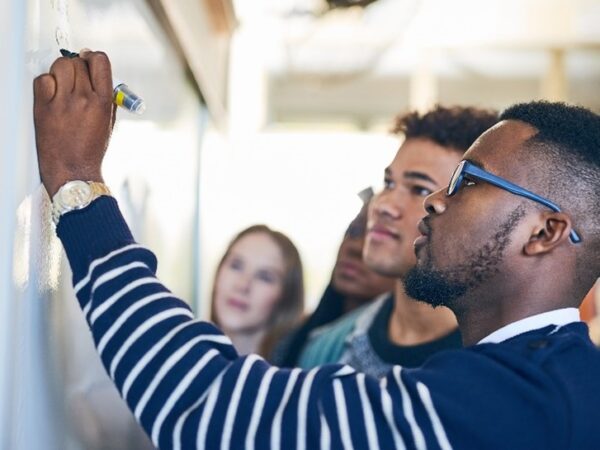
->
[233, 272, 252, 293]
[341, 235, 364, 260]
[371, 190, 403, 221]
[424, 187, 447, 215]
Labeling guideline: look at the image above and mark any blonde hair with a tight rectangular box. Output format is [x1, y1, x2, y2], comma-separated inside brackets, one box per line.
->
[211, 225, 304, 358]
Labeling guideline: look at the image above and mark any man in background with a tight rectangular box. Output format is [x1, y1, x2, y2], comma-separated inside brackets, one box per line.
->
[299, 106, 498, 377]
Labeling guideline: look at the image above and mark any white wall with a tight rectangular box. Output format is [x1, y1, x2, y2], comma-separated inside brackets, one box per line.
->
[199, 128, 399, 314]
[0, 0, 208, 448]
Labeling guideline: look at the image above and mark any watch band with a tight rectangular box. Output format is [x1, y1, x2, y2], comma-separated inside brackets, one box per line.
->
[52, 180, 113, 225]
[88, 181, 112, 197]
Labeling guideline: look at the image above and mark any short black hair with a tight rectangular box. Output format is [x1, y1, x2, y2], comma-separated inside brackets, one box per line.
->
[392, 105, 499, 152]
[500, 101, 600, 290]
[500, 101, 600, 168]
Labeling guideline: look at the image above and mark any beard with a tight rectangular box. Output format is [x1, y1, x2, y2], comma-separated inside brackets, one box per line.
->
[405, 205, 526, 308]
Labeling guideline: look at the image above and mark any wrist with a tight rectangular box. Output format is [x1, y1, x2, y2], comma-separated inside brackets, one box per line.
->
[44, 171, 104, 197]
[51, 179, 111, 225]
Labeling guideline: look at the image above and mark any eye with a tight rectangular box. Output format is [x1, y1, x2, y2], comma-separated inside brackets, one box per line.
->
[411, 185, 433, 197]
[228, 258, 243, 271]
[383, 177, 395, 190]
[345, 221, 365, 239]
[256, 270, 277, 284]
[463, 176, 477, 187]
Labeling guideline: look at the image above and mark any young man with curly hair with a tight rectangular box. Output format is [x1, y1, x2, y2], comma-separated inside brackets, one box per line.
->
[298, 106, 498, 377]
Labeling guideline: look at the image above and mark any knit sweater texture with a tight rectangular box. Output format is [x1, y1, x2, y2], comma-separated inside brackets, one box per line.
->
[57, 197, 600, 450]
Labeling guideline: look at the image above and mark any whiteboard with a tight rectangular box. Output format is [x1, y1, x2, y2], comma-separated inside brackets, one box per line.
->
[0, 0, 205, 448]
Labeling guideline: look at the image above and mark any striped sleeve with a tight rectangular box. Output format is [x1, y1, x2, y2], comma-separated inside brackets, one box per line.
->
[57, 197, 455, 450]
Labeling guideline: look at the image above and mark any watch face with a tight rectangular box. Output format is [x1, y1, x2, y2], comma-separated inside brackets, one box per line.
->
[59, 181, 93, 208]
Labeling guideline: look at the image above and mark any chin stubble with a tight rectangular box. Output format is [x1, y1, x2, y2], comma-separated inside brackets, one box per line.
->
[405, 205, 526, 308]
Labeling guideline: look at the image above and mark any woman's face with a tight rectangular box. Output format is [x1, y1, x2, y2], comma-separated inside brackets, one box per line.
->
[214, 232, 286, 335]
[332, 207, 395, 301]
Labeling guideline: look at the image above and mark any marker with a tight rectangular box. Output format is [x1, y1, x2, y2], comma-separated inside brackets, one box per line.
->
[59, 49, 146, 115]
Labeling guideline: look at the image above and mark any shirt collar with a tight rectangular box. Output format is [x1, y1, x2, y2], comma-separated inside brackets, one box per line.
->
[477, 308, 581, 345]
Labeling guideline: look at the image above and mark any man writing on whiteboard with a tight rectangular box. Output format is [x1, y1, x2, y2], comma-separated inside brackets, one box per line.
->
[34, 50, 600, 449]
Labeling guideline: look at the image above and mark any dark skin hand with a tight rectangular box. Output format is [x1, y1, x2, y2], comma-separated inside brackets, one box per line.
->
[33, 50, 116, 197]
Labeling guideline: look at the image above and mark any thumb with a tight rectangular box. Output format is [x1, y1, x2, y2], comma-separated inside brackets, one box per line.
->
[33, 74, 57, 105]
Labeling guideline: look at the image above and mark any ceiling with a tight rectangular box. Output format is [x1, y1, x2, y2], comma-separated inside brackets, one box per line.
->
[232, 0, 600, 127]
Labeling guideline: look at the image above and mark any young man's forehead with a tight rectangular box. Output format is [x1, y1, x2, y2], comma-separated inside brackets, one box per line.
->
[464, 121, 538, 171]
[388, 139, 463, 186]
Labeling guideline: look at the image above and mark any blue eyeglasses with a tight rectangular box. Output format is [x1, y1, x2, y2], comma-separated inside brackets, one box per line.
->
[447, 160, 581, 243]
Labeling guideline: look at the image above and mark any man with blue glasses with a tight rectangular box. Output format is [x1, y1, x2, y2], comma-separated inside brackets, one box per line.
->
[447, 159, 581, 242]
[35, 51, 600, 449]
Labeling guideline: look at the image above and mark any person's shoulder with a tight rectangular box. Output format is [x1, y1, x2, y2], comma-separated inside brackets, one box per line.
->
[306, 306, 365, 347]
[422, 322, 600, 373]
[352, 293, 391, 335]
[477, 322, 598, 357]
[308, 293, 389, 341]
[297, 298, 385, 368]
[527, 322, 600, 365]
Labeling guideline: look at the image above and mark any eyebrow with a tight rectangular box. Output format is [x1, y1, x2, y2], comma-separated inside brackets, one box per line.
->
[385, 167, 438, 185]
[229, 253, 285, 273]
[403, 171, 438, 185]
[257, 267, 284, 276]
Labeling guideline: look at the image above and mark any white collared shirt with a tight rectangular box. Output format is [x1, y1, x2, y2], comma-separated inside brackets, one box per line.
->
[478, 308, 581, 345]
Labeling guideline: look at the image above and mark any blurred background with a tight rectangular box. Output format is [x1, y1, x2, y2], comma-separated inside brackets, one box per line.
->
[1, 0, 599, 448]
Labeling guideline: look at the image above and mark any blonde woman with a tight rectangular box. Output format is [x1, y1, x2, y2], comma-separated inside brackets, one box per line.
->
[211, 225, 304, 359]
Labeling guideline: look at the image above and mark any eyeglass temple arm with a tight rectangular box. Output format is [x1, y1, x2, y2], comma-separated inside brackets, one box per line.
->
[467, 164, 581, 243]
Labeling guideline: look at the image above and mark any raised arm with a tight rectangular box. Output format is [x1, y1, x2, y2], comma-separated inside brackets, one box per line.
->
[34, 51, 559, 450]
[55, 194, 449, 450]
[33, 50, 423, 450]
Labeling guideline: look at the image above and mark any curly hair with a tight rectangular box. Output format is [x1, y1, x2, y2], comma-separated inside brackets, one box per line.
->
[391, 105, 499, 152]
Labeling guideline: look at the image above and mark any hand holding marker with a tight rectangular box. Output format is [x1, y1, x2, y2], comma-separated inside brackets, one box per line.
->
[60, 49, 146, 115]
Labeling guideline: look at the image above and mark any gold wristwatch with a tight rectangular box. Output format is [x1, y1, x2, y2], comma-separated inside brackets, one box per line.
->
[51, 180, 112, 225]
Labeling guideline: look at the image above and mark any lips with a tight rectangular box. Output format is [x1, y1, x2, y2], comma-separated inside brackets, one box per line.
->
[368, 224, 400, 240]
[414, 218, 431, 254]
[414, 235, 428, 253]
[226, 298, 249, 311]
[417, 218, 430, 237]
[336, 259, 364, 278]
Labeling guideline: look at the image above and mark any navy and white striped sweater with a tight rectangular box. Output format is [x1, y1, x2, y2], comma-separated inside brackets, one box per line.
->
[58, 197, 600, 450]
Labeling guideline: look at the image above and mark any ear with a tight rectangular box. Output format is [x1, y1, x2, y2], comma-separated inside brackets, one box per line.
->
[523, 212, 573, 256]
